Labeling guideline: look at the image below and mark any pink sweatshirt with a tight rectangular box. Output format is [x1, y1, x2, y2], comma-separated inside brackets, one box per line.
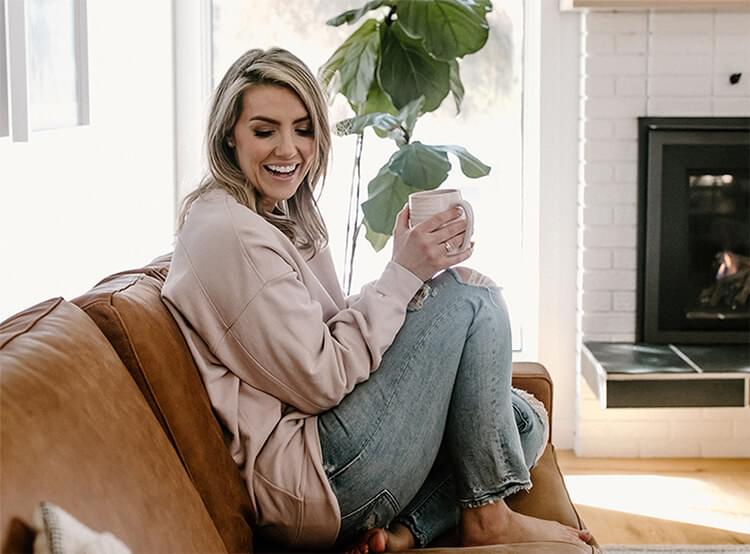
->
[161, 189, 423, 548]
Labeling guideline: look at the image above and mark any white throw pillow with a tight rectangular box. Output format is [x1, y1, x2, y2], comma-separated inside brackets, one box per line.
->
[32, 502, 131, 554]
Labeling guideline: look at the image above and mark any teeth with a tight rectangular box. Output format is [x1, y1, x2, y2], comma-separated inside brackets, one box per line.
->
[267, 164, 297, 174]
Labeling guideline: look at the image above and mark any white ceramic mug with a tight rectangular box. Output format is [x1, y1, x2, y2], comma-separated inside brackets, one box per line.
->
[408, 189, 475, 252]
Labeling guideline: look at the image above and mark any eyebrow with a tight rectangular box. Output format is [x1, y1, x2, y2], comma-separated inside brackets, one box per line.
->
[249, 116, 311, 125]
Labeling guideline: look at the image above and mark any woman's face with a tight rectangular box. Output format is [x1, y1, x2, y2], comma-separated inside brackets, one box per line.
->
[231, 85, 315, 210]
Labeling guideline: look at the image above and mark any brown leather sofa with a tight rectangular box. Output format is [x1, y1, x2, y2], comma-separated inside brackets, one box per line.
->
[1, 256, 598, 553]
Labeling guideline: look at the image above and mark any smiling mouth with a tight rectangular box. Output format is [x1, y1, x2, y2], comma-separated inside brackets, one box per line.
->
[265, 163, 299, 177]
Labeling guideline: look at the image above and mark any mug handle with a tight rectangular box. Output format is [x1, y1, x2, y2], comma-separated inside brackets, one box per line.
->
[456, 199, 474, 251]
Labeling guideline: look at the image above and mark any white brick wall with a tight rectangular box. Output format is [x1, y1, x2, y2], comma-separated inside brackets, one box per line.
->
[576, 9, 750, 458]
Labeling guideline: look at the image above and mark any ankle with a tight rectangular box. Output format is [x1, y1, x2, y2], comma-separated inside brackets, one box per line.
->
[463, 499, 511, 527]
[388, 523, 416, 550]
[461, 499, 516, 544]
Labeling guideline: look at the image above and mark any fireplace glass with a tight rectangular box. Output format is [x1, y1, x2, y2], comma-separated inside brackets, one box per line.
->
[638, 118, 750, 344]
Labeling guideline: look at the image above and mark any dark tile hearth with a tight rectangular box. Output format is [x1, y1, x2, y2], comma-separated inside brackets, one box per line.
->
[582, 341, 750, 409]
[677, 345, 750, 373]
[584, 343, 693, 373]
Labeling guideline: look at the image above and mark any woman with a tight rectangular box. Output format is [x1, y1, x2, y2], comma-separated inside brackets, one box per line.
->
[162, 47, 591, 552]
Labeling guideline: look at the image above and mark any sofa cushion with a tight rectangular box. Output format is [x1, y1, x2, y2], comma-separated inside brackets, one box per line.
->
[507, 445, 589, 531]
[0, 298, 226, 554]
[72, 257, 254, 554]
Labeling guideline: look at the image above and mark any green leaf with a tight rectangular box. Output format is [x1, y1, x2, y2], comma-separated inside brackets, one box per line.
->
[433, 144, 491, 178]
[471, 0, 494, 17]
[378, 24, 450, 112]
[448, 60, 464, 114]
[327, 0, 388, 27]
[362, 167, 413, 234]
[395, 0, 491, 61]
[388, 142, 451, 189]
[334, 112, 407, 146]
[363, 219, 392, 251]
[361, 78, 399, 115]
[334, 112, 398, 136]
[319, 19, 380, 106]
[397, 96, 424, 137]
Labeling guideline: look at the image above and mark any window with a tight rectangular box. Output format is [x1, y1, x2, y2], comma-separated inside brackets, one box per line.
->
[26, 0, 89, 131]
[0, 1, 175, 322]
[3, 0, 89, 141]
[211, 0, 529, 351]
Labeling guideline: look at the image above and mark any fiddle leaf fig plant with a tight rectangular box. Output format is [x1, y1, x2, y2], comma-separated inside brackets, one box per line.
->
[319, 0, 493, 292]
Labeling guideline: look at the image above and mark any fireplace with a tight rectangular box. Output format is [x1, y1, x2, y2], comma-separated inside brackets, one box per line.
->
[637, 117, 750, 344]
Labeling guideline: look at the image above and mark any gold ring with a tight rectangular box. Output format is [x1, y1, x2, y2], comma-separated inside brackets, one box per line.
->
[444, 242, 453, 254]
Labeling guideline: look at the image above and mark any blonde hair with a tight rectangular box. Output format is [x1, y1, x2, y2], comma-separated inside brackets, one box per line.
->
[178, 47, 330, 253]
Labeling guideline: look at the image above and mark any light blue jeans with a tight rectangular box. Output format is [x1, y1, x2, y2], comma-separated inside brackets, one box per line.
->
[317, 269, 549, 548]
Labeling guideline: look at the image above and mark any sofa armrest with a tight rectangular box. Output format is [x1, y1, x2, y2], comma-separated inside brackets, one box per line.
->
[511, 362, 553, 441]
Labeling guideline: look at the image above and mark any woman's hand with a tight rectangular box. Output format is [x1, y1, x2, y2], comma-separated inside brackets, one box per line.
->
[391, 205, 474, 282]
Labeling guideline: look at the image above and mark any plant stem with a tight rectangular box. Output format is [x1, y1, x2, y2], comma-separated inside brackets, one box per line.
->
[343, 132, 364, 295]
[349, 221, 362, 294]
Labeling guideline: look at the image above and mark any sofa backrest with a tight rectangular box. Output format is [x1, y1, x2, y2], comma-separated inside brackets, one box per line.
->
[72, 256, 254, 554]
[0, 298, 226, 553]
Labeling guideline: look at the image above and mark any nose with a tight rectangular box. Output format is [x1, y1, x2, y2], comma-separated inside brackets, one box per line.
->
[275, 129, 296, 158]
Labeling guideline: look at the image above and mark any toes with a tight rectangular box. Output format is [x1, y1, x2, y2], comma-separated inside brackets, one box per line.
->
[369, 528, 388, 553]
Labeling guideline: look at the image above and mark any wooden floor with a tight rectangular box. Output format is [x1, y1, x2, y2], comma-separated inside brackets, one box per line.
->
[557, 451, 750, 545]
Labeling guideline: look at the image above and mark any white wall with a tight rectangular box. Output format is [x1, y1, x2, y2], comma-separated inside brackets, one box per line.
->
[535, 0, 583, 449]
[0, 0, 176, 321]
[576, 10, 750, 457]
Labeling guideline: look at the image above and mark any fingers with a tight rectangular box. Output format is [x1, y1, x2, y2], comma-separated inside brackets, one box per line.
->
[419, 206, 464, 232]
[431, 218, 468, 245]
[442, 241, 474, 263]
[393, 205, 410, 232]
[391, 205, 474, 281]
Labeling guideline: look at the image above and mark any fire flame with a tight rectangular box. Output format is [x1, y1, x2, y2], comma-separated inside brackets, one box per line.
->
[716, 251, 738, 280]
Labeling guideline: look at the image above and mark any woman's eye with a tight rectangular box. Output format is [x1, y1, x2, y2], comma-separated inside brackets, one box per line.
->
[254, 130, 273, 138]
[297, 128, 314, 136]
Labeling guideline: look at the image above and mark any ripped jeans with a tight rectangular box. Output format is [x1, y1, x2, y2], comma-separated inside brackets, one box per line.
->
[316, 268, 549, 548]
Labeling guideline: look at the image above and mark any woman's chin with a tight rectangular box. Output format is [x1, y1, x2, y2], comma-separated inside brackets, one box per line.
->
[260, 190, 298, 211]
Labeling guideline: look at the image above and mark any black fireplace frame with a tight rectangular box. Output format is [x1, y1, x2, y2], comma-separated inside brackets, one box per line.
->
[636, 117, 750, 345]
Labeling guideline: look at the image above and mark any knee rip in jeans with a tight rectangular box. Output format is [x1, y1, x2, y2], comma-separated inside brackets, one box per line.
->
[451, 267, 502, 307]
[365, 512, 378, 529]
[452, 266, 496, 287]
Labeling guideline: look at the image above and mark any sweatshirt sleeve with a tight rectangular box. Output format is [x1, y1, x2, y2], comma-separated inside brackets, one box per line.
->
[213, 260, 423, 415]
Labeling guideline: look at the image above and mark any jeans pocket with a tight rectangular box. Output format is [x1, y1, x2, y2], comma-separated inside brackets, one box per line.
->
[339, 489, 399, 544]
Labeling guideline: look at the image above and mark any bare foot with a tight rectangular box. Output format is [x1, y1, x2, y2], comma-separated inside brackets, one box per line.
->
[344, 523, 416, 554]
[462, 500, 592, 547]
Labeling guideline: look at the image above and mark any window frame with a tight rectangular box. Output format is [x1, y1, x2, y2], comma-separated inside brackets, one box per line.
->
[518, 0, 541, 360]
[3, 0, 89, 142]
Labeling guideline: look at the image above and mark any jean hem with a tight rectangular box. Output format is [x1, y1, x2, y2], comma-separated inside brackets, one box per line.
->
[458, 479, 532, 509]
[391, 515, 429, 549]
[391, 473, 453, 548]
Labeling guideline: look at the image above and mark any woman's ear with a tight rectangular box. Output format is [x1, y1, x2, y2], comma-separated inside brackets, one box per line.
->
[227, 138, 235, 148]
